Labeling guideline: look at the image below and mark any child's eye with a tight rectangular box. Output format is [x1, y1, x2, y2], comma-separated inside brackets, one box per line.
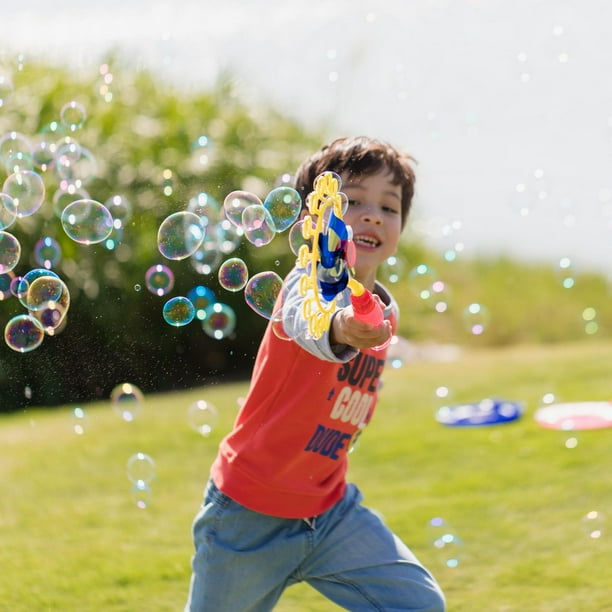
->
[383, 206, 399, 214]
[348, 199, 360, 206]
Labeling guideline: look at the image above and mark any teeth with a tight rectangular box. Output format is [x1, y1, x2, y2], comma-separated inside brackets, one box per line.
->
[354, 236, 380, 247]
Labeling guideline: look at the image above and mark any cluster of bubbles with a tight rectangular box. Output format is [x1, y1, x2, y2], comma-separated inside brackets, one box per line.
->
[150, 184, 302, 334]
[0, 94, 130, 352]
[0, 81, 307, 349]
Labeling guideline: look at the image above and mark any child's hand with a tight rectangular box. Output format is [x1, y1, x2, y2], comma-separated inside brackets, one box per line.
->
[331, 306, 392, 350]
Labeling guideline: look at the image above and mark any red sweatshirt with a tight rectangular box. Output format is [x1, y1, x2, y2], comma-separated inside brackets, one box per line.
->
[211, 276, 397, 519]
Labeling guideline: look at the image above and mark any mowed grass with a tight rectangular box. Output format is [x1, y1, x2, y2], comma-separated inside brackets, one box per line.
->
[1, 340, 612, 611]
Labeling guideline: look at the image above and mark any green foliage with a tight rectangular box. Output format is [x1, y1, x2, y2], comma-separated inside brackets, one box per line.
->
[1, 340, 612, 610]
[392, 238, 612, 347]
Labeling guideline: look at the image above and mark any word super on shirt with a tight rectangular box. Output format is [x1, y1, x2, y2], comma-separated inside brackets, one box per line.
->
[211, 269, 398, 519]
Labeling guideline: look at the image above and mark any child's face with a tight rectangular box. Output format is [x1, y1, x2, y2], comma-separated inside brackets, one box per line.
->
[340, 169, 403, 288]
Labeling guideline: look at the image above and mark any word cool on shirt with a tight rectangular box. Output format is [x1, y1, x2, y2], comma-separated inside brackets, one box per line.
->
[304, 353, 385, 460]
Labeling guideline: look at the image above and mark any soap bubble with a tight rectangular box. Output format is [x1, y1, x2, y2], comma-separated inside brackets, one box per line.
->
[4, 314, 45, 352]
[126, 452, 156, 484]
[263, 186, 302, 232]
[60, 100, 87, 131]
[4, 150, 33, 174]
[244, 271, 283, 319]
[288, 219, 312, 256]
[242, 204, 276, 246]
[218, 257, 249, 292]
[582, 510, 604, 539]
[105, 194, 132, 230]
[33, 236, 62, 269]
[187, 399, 218, 436]
[0, 270, 14, 300]
[144, 264, 174, 296]
[187, 285, 216, 320]
[209, 217, 242, 254]
[71, 407, 87, 435]
[163, 296, 196, 327]
[380, 256, 405, 284]
[157, 211, 205, 260]
[131, 480, 152, 509]
[202, 302, 236, 339]
[557, 256, 575, 289]
[61, 199, 114, 244]
[16, 268, 60, 307]
[270, 301, 301, 342]
[2, 169, 45, 217]
[111, 383, 144, 422]
[31, 135, 57, 172]
[223, 190, 262, 228]
[187, 191, 221, 229]
[408, 264, 438, 300]
[26, 275, 70, 335]
[0, 231, 20, 273]
[427, 517, 463, 568]
[0, 193, 17, 230]
[191, 135, 214, 168]
[52, 184, 90, 218]
[463, 302, 490, 335]
[55, 142, 97, 185]
[0, 132, 32, 166]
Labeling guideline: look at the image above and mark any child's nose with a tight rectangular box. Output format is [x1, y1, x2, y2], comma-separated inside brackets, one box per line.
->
[361, 206, 382, 225]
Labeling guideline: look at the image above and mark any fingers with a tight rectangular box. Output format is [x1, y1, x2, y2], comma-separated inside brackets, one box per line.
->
[334, 308, 391, 349]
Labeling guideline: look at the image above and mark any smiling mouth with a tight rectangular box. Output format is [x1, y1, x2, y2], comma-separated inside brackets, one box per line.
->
[353, 235, 381, 248]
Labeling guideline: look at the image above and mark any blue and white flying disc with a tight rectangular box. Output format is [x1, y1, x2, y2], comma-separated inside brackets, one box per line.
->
[436, 398, 523, 427]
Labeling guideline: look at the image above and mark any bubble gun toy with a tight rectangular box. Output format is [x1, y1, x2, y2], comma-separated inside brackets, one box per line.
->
[297, 171, 386, 340]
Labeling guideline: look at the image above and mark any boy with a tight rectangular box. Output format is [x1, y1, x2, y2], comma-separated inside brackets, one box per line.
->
[185, 136, 446, 611]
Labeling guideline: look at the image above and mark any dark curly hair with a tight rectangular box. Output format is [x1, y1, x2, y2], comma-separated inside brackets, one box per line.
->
[293, 136, 417, 229]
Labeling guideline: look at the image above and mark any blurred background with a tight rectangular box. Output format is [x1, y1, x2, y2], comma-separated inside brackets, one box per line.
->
[1, 0, 611, 411]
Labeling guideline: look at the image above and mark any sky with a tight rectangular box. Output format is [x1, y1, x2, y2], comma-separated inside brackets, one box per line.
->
[3, 0, 612, 275]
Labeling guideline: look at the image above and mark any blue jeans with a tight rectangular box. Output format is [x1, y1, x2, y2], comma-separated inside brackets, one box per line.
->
[185, 480, 445, 611]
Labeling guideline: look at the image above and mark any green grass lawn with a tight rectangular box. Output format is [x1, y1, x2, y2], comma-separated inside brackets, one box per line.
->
[1, 339, 612, 611]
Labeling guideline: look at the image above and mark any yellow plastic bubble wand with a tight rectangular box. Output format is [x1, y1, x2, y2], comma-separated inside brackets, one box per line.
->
[297, 172, 384, 340]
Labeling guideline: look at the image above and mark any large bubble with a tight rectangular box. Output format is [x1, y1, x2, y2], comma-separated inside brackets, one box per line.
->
[61, 199, 114, 244]
[218, 257, 249, 292]
[2, 169, 45, 217]
[244, 271, 283, 319]
[163, 296, 196, 327]
[242, 204, 276, 246]
[26, 275, 71, 335]
[157, 211, 205, 260]
[263, 186, 301, 232]
[4, 314, 45, 352]
[223, 190, 262, 228]
[0, 231, 21, 273]
[0, 193, 17, 230]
